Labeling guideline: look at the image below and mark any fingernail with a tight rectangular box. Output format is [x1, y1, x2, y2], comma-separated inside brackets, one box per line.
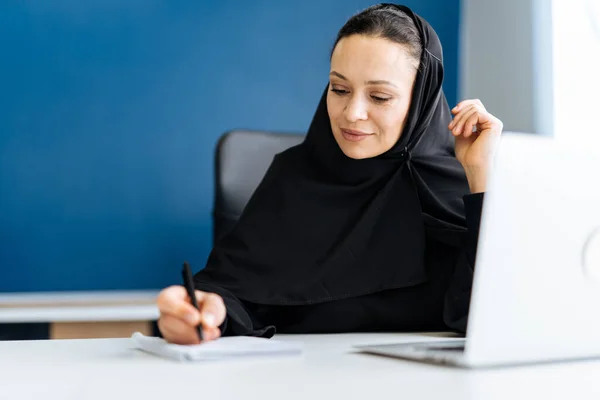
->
[203, 313, 216, 327]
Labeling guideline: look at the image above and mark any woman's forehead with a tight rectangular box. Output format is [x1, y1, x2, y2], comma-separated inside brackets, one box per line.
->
[330, 35, 417, 84]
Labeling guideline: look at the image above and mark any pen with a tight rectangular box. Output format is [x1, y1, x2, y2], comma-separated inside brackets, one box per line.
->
[182, 261, 204, 341]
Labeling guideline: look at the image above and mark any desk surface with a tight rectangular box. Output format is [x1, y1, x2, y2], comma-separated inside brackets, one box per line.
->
[1, 333, 599, 400]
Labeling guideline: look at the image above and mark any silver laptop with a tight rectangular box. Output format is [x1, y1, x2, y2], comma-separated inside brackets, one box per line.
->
[356, 132, 600, 368]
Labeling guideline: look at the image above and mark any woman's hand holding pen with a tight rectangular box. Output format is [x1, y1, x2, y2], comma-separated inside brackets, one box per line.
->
[156, 285, 226, 345]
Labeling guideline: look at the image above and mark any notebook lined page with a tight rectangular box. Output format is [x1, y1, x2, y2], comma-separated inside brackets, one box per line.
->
[131, 332, 302, 361]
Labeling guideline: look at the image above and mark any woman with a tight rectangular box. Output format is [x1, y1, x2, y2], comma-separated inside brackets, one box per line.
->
[157, 3, 503, 344]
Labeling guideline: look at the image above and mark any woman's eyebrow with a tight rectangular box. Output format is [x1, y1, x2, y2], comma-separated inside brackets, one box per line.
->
[329, 71, 398, 88]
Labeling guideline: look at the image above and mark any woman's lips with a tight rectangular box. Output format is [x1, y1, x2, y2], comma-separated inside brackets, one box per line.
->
[341, 128, 371, 142]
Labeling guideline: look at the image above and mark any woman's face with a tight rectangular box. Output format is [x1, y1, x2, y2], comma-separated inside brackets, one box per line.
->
[327, 34, 418, 159]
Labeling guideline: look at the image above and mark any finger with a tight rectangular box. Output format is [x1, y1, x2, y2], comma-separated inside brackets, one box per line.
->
[454, 98, 483, 111]
[158, 314, 222, 344]
[449, 105, 470, 129]
[451, 105, 476, 135]
[462, 110, 481, 138]
[203, 327, 222, 342]
[452, 98, 485, 114]
[157, 286, 202, 325]
[199, 293, 227, 329]
[158, 314, 201, 345]
[453, 107, 479, 137]
[451, 99, 476, 114]
[450, 104, 478, 130]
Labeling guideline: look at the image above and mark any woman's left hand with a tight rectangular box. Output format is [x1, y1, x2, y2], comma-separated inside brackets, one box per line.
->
[449, 99, 503, 193]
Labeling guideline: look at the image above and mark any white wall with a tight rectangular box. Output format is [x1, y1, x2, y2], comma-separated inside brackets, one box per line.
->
[460, 0, 553, 135]
[551, 0, 600, 145]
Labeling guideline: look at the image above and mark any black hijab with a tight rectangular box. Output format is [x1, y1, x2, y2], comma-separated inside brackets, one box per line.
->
[196, 4, 470, 305]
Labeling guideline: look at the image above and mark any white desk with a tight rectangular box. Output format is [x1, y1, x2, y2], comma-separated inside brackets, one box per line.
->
[0, 291, 160, 339]
[1, 333, 599, 400]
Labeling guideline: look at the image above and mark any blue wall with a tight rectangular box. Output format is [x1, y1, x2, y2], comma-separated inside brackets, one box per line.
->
[0, 0, 460, 292]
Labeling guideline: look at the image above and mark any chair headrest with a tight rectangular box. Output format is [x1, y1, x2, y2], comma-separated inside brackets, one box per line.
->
[213, 130, 305, 240]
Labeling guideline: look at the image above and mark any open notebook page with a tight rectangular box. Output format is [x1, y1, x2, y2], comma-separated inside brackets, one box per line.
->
[131, 332, 302, 361]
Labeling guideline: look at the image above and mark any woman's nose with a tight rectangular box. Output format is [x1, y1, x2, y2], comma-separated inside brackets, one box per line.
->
[344, 95, 368, 122]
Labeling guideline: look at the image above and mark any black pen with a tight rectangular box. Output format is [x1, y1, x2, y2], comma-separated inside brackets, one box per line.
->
[182, 261, 204, 341]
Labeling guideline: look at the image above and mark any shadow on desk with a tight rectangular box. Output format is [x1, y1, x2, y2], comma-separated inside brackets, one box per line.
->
[0, 323, 49, 340]
[0, 321, 161, 341]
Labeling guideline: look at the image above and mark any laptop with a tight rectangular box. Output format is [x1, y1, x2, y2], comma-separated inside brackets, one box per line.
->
[356, 132, 600, 368]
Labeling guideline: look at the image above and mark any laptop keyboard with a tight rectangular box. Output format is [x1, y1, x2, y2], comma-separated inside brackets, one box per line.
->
[427, 345, 465, 351]
[417, 344, 465, 352]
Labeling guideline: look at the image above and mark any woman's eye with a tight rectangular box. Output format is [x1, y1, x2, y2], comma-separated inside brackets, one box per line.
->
[330, 86, 391, 103]
[371, 95, 391, 103]
[330, 87, 349, 95]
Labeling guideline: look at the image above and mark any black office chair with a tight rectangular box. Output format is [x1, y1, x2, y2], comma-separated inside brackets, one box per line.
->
[212, 130, 305, 244]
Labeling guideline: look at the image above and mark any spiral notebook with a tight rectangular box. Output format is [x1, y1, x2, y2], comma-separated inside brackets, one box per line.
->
[131, 332, 302, 362]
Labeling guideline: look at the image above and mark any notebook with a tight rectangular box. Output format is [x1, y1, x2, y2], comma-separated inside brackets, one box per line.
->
[130, 332, 303, 362]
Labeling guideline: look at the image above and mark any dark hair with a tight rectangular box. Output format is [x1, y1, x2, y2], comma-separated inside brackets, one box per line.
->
[332, 4, 423, 70]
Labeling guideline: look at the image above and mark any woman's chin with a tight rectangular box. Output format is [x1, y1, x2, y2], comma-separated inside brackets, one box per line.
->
[338, 144, 373, 160]
[333, 137, 377, 160]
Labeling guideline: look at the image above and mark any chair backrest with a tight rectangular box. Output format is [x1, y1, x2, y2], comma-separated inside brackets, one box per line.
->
[213, 130, 305, 244]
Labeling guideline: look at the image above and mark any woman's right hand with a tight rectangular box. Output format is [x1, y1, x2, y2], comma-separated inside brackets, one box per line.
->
[156, 285, 227, 345]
